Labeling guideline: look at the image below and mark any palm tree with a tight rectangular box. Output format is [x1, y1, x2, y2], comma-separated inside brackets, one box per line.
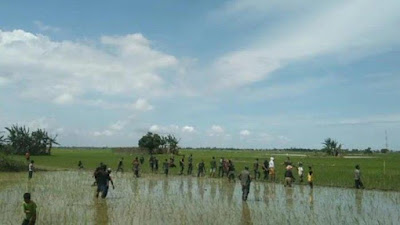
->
[322, 138, 342, 156]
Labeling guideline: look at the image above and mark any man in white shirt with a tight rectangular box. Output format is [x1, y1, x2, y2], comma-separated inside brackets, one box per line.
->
[269, 157, 275, 182]
[28, 160, 35, 179]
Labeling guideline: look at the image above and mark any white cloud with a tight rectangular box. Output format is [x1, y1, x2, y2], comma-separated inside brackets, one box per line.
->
[211, 125, 224, 133]
[0, 29, 180, 106]
[182, 126, 195, 133]
[240, 130, 250, 136]
[33, 20, 61, 32]
[211, 0, 400, 89]
[53, 93, 74, 105]
[93, 130, 113, 137]
[208, 125, 225, 137]
[110, 120, 127, 131]
[149, 125, 160, 132]
[149, 124, 180, 134]
[131, 98, 153, 111]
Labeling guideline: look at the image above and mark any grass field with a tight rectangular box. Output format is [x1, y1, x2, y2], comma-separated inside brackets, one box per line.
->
[8, 148, 400, 191]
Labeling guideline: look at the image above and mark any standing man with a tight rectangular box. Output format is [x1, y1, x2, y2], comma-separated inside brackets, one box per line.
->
[262, 159, 269, 180]
[308, 166, 314, 189]
[149, 155, 154, 173]
[284, 165, 295, 187]
[239, 167, 251, 201]
[132, 157, 140, 178]
[210, 157, 217, 177]
[228, 160, 236, 182]
[25, 151, 30, 162]
[154, 157, 159, 173]
[187, 154, 193, 175]
[179, 157, 185, 175]
[116, 157, 124, 173]
[78, 160, 84, 170]
[28, 160, 35, 180]
[269, 157, 275, 182]
[218, 157, 224, 177]
[354, 165, 364, 189]
[253, 158, 260, 180]
[297, 162, 304, 183]
[197, 160, 206, 177]
[95, 165, 112, 198]
[163, 159, 169, 176]
[139, 156, 145, 165]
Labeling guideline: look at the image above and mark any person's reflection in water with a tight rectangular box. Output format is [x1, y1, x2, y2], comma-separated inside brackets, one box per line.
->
[226, 183, 235, 203]
[188, 178, 193, 201]
[198, 178, 205, 199]
[308, 189, 314, 211]
[210, 181, 217, 200]
[149, 178, 156, 192]
[269, 183, 276, 200]
[355, 190, 363, 214]
[240, 202, 253, 225]
[95, 199, 109, 225]
[263, 184, 269, 205]
[162, 179, 169, 198]
[285, 187, 294, 209]
[253, 183, 260, 201]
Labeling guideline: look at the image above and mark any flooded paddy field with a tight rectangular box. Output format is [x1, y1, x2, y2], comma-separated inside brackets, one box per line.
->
[1, 171, 399, 225]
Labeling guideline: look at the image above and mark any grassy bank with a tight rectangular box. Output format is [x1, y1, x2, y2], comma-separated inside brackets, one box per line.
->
[8, 148, 400, 191]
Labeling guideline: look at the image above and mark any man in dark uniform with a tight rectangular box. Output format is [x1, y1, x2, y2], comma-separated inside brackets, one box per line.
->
[187, 154, 193, 175]
[218, 157, 224, 177]
[239, 167, 251, 201]
[253, 158, 260, 180]
[179, 157, 185, 175]
[163, 159, 169, 176]
[197, 160, 205, 177]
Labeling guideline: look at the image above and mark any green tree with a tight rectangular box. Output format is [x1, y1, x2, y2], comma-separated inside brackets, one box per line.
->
[364, 147, 373, 154]
[165, 134, 179, 154]
[138, 132, 162, 154]
[322, 138, 342, 156]
[4, 125, 58, 155]
[380, 148, 389, 153]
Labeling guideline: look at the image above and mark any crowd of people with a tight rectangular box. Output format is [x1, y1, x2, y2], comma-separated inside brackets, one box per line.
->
[22, 152, 366, 224]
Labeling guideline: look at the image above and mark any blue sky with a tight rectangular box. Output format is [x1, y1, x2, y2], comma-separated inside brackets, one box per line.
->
[1, 0, 399, 150]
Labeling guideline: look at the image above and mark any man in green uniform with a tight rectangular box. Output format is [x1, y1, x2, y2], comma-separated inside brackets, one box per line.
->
[253, 158, 260, 180]
[187, 154, 193, 175]
[179, 157, 185, 175]
[210, 157, 217, 177]
[197, 160, 205, 177]
[239, 167, 251, 201]
[22, 192, 37, 225]
[163, 159, 169, 176]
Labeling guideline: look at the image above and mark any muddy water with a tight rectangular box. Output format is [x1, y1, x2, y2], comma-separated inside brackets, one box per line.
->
[0, 171, 399, 225]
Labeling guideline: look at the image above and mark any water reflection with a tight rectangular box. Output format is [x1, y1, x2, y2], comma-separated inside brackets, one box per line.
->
[355, 190, 363, 214]
[253, 183, 261, 201]
[94, 199, 109, 225]
[241, 202, 253, 225]
[198, 179, 205, 199]
[210, 182, 216, 200]
[188, 178, 193, 201]
[226, 183, 235, 203]
[308, 189, 314, 211]
[285, 187, 294, 209]
[162, 179, 169, 197]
